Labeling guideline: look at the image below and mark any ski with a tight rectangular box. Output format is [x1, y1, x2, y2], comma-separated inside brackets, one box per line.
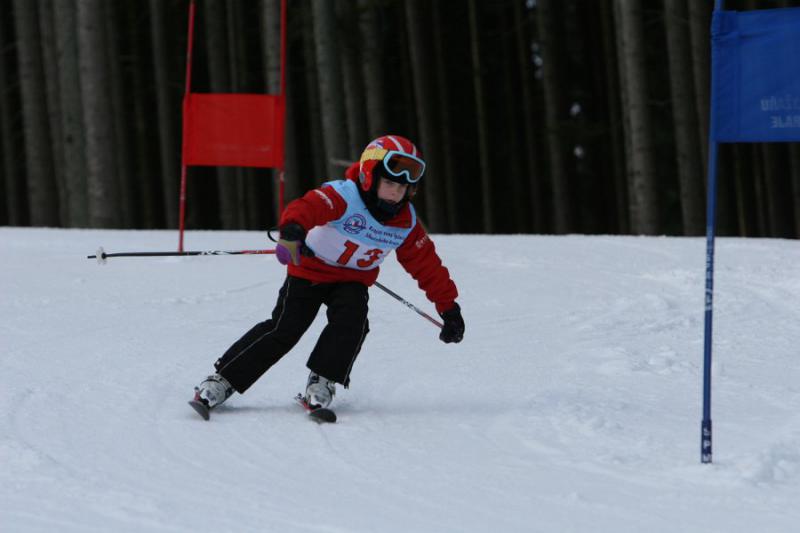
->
[295, 393, 337, 423]
[188, 399, 210, 420]
[189, 393, 336, 423]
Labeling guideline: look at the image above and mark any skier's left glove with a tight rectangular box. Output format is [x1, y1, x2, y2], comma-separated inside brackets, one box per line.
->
[439, 303, 464, 344]
[276, 223, 308, 266]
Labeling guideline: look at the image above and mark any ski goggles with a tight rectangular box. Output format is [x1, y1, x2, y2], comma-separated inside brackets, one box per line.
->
[361, 148, 426, 184]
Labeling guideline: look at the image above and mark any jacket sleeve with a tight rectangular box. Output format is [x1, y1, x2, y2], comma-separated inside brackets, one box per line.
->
[395, 222, 459, 314]
[279, 184, 347, 231]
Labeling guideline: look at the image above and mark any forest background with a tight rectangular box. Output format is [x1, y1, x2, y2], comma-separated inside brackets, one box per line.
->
[2, 0, 800, 237]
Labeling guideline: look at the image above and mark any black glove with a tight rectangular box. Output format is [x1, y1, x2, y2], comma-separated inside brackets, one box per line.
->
[439, 303, 465, 344]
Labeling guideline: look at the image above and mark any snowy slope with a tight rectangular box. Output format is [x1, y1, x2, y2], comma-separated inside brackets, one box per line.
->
[2, 227, 800, 533]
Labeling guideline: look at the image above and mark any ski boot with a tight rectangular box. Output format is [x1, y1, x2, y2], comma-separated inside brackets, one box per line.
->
[189, 373, 233, 420]
[305, 371, 335, 410]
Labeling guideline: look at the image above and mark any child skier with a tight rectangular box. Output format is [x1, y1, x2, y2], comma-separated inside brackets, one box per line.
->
[191, 135, 465, 417]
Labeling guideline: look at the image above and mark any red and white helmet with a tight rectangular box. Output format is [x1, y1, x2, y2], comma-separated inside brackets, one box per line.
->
[358, 135, 426, 192]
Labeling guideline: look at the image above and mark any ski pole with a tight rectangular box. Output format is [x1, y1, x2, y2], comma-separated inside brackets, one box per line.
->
[87, 247, 440, 329]
[88, 246, 275, 264]
[373, 281, 443, 329]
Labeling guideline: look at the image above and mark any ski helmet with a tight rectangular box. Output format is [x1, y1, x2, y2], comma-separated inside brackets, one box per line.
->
[358, 135, 426, 193]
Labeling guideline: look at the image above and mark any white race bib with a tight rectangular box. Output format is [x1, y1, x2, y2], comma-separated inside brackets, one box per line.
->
[305, 180, 416, 271]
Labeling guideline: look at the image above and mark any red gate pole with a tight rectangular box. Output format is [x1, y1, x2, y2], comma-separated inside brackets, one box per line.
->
[178, 0, 197, 252]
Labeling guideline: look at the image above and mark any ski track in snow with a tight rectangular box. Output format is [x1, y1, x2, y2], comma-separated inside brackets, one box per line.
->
[2, 228, 800, 532]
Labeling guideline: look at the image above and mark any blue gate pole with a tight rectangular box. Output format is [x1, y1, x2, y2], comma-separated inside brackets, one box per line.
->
[701, 140, 718, 465]
[702, 0, 724, 465]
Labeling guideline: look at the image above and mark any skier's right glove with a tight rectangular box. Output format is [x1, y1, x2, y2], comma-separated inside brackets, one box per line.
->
[439, 303, 465, 344]
[276, 223, 308, 266]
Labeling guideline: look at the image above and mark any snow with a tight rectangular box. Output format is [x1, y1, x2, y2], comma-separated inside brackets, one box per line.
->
[2, 227, 800, 532]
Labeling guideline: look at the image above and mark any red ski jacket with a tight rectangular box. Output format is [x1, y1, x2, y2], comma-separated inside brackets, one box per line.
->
[279, 165, 458, 314]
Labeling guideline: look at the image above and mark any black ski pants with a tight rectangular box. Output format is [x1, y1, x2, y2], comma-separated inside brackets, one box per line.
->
[214, 276, 369, 393]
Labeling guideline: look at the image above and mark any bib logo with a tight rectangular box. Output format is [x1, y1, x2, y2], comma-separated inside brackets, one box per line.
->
[343, 214, 367, 234]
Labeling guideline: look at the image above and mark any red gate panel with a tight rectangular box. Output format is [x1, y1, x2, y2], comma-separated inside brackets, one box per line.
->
[182, 93, 285, 168]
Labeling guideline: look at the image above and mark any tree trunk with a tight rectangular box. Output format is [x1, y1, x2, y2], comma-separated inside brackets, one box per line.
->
[433, 1, 459, 232]
[284, 72, 303, 202]
[611, 0, 634, 234]
[14, 0, 59, 226]
[149, 0, 179, 228]
[614, 0, 659, 234]
[77, 0, 120, 227]
[203, 0, 239, 229]
[564, 1, 596, 233]
[261, 0, 282, 101]
[302, 7, 324, 184]
[751, 145, 767, 236]
[337, 0, 367, 160]
[514, 1, 543, 233]
[598, 0, 627, 234]
[357, 0, 387, 138]
[227, 0, 258, 229]
[0, 3, 27, 225]
[761, 144, 792, 237]
[790, 144, 800, 237]
[732, 144, 754, 236]
[688, 1, 710, 170]
[260, 0, 284, 220]
[499, 4, 526, 232]
[130, 61, 159, 229]
[127, 1, 159, 229]
[406, 0, 446, 232]
[38, 0, 69, 226]
[53, 0, 88, 227]
[311, 0, 349, 179]
[0, 6, 22, 226]
[467, 0, 493, 232]
[106, 2, 136, 227]
[0, 149, 6, 224]
[1, 31, 10, 223]
[536, 0, 571, 233]
[664, 0, 704, 235]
